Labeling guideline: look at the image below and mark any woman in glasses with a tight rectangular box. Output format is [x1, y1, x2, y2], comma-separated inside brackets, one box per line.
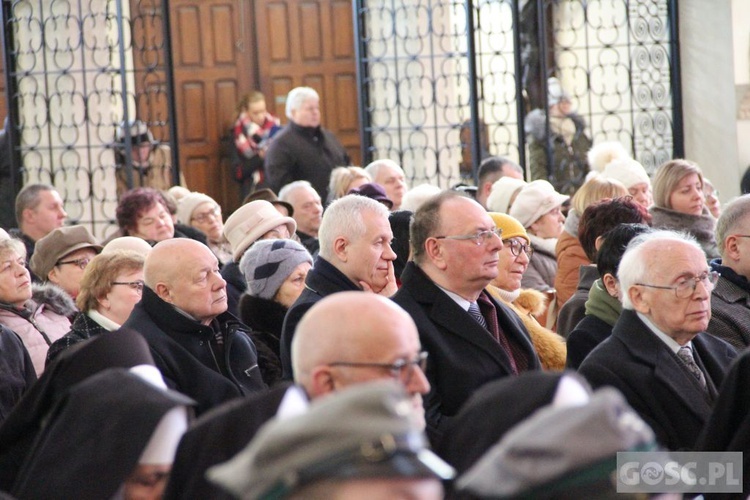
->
[0, 238, 72, 376]
[176, 192, 233, 266]
[45, 250, 145, 365]
[486, 212, 566, 371]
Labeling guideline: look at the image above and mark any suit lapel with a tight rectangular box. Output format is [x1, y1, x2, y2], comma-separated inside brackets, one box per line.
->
[616, 311, 712, 421]
[415, 279, 516, 374]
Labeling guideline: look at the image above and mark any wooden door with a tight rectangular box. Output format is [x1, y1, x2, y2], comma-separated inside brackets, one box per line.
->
[254, 0, 361, 165]
[169, 0, 255, 212]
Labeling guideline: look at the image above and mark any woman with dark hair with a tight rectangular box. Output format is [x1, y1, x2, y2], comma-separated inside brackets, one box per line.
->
[650, 159, 719, 259]
[46, 250, 145, 364]
[115, 187, 177, 243]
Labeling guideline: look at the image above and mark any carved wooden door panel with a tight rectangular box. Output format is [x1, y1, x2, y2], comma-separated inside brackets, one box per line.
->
[170, 0, 254, 211]
[254, 0, 361, 165]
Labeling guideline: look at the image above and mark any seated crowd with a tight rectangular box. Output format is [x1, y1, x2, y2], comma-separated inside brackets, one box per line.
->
[1, 103, 749, 498]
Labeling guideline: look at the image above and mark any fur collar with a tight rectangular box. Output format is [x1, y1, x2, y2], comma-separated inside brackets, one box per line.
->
[31, 283, 77, 318]
[649, 205, 719, 258]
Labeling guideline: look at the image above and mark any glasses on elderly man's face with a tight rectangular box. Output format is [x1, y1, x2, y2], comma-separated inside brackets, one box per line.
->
[635, 270, 719, 299]
[434, 228, 502, 246]
[504, 238, 534, 258]
[56, 257, 91, 270]
[191, 206, 222, 224]
[112, 280, 145, 293]
[327, 351, 428, 385]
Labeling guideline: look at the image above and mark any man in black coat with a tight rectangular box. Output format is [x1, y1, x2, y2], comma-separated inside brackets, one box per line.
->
[164, 292, 430, 500]
[265, 86, 350, 201]
[279, 195, 397, 379]
[579, 230, 737, 451]
[392, 191, 540, 443]
[123, 238, 266, 416]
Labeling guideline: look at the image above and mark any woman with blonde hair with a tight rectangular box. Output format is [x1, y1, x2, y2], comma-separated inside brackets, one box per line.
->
[46, 250, 145, 364]
[326, 166, 370, 204]
[650, 159, 718, 259]
[554, 175, 629, 307]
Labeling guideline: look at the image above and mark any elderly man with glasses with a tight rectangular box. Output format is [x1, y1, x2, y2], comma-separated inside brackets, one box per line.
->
[579, 230, 737, 451]
[164, 291, 430, 500]
[392, 191, 541, 445]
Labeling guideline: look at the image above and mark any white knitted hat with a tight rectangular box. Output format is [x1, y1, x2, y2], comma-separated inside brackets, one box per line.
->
[601, 158, 651, 189]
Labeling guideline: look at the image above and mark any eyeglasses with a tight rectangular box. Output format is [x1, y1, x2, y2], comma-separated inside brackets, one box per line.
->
[191, 206, 222, 224]
[434, 228, 502, 246]
[636, 271, 719, 299]
[328, 351, 428, 385]
[112, 280, 145, 292]
[505, 238, 533, 257]
[56, 257, 91, 270]
[732, 235, 750, 239]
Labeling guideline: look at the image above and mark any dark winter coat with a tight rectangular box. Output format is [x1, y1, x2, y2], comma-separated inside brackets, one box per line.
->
[265, 122, 350, 201]
[0, 326, 35, 426]
[578, 309, 736, 450]
[392, 262, 540, 444]
[221, 261, 245, 318]
[123, 286, 266, 416]
[280, 256, 360, 379]
[707, 259, 750, 350]
[45, 312, 109, 366]
[239, 294, 287, 387]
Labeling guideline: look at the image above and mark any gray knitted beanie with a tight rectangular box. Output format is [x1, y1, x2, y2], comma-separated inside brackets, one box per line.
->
[238, 239, 313, 300]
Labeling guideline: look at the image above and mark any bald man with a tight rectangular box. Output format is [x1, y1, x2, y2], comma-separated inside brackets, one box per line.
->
[164, 292, 430, 500]
[123, 239, 266, 417]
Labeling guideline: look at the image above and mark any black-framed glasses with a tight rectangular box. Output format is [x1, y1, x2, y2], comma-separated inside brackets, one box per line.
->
[112, 280, 145, 292]
[56, 257, 92, 270]
[191, 206, 222, 223]
[328, 351, 428, 385]
[505, 238, 533, 257]
[635, 271, 719, 299]
[434, 228, 502, 246]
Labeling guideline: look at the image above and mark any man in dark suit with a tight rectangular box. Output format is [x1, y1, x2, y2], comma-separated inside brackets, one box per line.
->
[279, 194, 398, 379]
[393, 191, 540, 443]
[164, 292, 430, 499]
[708, 194, 750, 350]
[579, 230, 737, 451]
